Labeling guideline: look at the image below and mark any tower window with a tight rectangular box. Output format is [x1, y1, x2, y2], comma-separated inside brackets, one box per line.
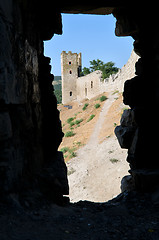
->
[69, 70, 72, 74]
[70, 91, 72, 96]
[69, 61, 72, 65]
[91, 81, 93, 88]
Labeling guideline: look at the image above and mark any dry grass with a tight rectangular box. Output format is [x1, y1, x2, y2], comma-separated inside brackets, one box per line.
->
[58, 93, 107, 161]
[98, 93, 125, 142]
[58, 92, 125, 161]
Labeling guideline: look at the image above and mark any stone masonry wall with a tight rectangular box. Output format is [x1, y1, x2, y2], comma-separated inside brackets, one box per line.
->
[114, 6, 159, 192]
[77, 70, 103, 101]
[61, 51, 81, 104]
[62, 50, 138, 104]
[104, 50, 139, 92]
[1, 1, 159, 201]
[0, 0, 68, 202]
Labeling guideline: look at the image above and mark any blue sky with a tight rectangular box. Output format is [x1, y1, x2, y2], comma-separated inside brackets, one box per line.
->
[44, 14, 134, 76]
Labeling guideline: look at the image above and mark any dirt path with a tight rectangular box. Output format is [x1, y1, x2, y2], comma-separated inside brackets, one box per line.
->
[67, 93, 129, 202]
[88, 93, 116, 146]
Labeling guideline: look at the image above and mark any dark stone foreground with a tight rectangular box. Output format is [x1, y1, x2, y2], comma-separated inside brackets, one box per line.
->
[0, 191, 159, 240]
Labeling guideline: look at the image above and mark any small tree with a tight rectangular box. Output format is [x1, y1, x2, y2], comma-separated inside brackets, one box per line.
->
[101, 61, 119, 79]
[82, 59, 119, 80]
[82, 67, 91, 76]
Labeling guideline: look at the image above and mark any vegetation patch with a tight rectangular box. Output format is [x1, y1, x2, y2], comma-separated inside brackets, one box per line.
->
[53, 76, 62, 103]
[65, 131, 76, 137]
[69, 121, 75, 127]
[81, 59, 119, 79]
[114, 122, 117, 127]
[73, 141, 82, 147]
[67, 117, 75, 124]
[75, 119, 83, 125]
[87, 114, 95, 122]
[112, 90, 119, 95]
[110, 158, 119, 164]
[60, 146, 77, 161]
[54, 89, 62, 104]
[94, 103, 100, 109]
[82, 103, 89, 111]
[60, 147, 69, 154]
[100, 95, 108, 102]
[69, 151, 77, 159]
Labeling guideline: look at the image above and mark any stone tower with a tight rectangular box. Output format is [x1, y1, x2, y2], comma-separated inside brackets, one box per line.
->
[61, 51, 82, 104]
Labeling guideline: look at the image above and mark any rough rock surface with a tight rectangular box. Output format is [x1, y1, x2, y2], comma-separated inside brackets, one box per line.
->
[1, 0, 159, 215]
[0, 191, 159, 240]
[0, 1, 68, 201]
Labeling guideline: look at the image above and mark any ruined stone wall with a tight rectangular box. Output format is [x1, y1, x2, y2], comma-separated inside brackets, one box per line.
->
[0, 0, 68, 202]
[104, 50, 139, 92]
[77, 70, 103, 101]
[63, 50, 138, 104]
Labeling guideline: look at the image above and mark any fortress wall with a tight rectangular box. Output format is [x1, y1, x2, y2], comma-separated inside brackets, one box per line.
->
[76, 50, 138, 102]
[104, 50, 139, 92]
[77, 70, 103, 101]
[62, 50, 139, 104]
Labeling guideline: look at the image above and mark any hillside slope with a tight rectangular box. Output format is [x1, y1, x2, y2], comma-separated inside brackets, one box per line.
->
[58, 91, 129, 202]
[58, 93, 110, 160]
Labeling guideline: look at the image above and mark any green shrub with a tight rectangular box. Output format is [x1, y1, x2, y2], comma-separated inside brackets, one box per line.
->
[75, 119, 83, 125]
[67, 117, 75, 124]
[112, 90, 119, 95]
[110, 158, 119, 164]
[114, 122, 117, 127]
[94, 103, 100, 109]
[69, 121, 75, 127]
[87, 114, 95, 122]
[65, 131, 75, 137]
[82, 103, 89, 111]
[100, 95, 108, 102]
[54, 89, 62, 104]
[76, 141, 82, 147]
[69, 151, 77, 159]
[60, 147, 69, 154]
